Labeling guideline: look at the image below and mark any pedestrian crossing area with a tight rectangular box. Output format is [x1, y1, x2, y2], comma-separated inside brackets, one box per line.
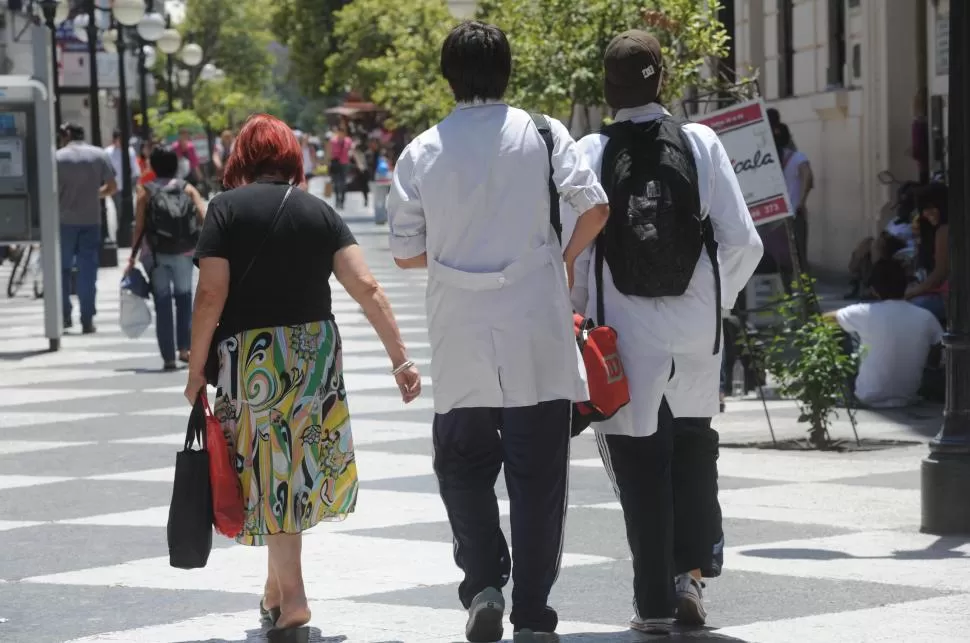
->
[1, 193, 969, 642]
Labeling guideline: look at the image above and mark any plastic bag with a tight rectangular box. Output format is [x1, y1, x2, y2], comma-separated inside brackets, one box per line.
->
[119, 287, 152, 339]
[202, 394, 245, 538]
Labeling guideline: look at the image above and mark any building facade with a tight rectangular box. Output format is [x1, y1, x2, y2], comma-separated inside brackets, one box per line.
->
[447, 1, 477, 19]
[723, 0, 944, 273]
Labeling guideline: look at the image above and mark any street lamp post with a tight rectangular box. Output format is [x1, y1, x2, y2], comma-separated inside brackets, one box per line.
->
[921, 0, 970, 536]
[38, 0, 64, 128]
[113, 24, 134, 248]
[136, 4, 166, 139]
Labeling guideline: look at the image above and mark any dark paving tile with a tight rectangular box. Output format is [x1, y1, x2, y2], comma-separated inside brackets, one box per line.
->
[827, 469, 920, 490]
[0, 582, 257, 643]
[0, 412, 187, 442]
[345, 562, 951, 629]
[0, 442, 177, 477]
[0, 524, 234, 581]
[0, 479, 171, 521]
[4, 390, 185, 415]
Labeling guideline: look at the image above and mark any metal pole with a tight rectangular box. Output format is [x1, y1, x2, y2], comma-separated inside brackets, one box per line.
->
[116, 24, 134, 248]
[33, 22, 64, 351]
[138, 44, 150, 139]
[167, 52, 174, 112]
[921, 0, 970, 536]
[42, 13, 61, 128]
[86, 0, 102, 146]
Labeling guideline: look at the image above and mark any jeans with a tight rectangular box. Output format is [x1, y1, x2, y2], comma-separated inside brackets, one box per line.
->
[371, 182, 390, 224]
[331, 163, 348, 208]
[60, 224, 101, 325]
[151, 253, 194, 363]
[433, 400, 571, 633]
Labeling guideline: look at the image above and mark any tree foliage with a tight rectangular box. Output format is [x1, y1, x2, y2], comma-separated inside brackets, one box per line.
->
[326, 0, 457, 132]
[271, 0, 351, 98]
[476, 0, 742, 119]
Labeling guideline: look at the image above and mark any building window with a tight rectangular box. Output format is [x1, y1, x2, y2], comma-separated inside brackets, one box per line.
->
[827, 0, 846, 88]
[778, 0, 794, 98]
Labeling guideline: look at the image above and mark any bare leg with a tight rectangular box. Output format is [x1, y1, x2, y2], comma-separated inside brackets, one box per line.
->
[263, 554, 282, 610]
[266, 533, 311, 628]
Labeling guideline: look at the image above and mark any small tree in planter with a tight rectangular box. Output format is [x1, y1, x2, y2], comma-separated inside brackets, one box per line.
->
[761, 276, 862, 449]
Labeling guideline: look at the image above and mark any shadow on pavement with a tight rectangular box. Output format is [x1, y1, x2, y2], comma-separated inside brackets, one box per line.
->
[181, 627, 348, 642]
[740, 535, 970, 562]
[0, 348, 51, 360]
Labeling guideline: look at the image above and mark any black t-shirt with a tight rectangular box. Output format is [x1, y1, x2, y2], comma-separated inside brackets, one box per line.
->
[195, 180, 357, 336]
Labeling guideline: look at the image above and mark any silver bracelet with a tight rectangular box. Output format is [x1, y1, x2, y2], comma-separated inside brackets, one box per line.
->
[391, 360, 415, 375]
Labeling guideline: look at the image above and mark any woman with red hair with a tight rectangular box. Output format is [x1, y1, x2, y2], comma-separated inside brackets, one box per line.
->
[184, 113, 422, 641]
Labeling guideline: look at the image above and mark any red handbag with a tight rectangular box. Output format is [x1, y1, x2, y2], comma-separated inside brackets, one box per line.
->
[572, 313, 630, 436]
[201, 394, 245, 538]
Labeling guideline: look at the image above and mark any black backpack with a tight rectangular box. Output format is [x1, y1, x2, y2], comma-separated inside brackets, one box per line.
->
[146, 180, 198, 255]
[599, 117, 721, 354]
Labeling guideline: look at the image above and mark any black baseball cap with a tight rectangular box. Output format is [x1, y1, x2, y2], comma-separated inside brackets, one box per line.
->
[604, 30, 664, 110]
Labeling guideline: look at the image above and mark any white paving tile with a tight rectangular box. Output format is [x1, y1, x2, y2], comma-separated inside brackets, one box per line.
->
[0, 411, 117, 429]
[350, 419, 430, 445]
[0, 388, 130, 408]
[716, 482, 920, 530]
[349, 394, 435, 414]
[0, 474, 73, 490]
[57, 506, 171, 528]
[86, 467, 175, 483]
[10, 349, 154, 368]
[343, 372, 433, 393]
[718, 594, 970, 643]
[725, 530, 970, 592]
[356, 450, 432, 481]
[342, 355, 431, 372]
[0, 519, 43, 533]
[110, 432, 184, 446]
[0, 439, 96, 455]
[0, 368, 126, 387]
[712, 450, 919, 483]
[25, 533, 612, 598]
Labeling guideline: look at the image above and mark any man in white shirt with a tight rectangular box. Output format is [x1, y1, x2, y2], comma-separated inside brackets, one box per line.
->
[827, 258, 943, 407]
[104, 129, 140, 241]
[561, 31, 763, 635]
[387, 21, 609, 643]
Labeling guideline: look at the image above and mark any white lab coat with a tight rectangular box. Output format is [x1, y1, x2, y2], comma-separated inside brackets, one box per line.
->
[387, 102, 609, 414]
[562, 103, 764, 437]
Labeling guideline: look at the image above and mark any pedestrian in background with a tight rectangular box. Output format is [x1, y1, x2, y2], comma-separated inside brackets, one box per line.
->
[562, 30, 762, 635]
[127, 146, 207, 371]
[185, 113, 421, 639]
[104, 129, 141, 232]
[56, 122, 118, 334]
[388, 21, 609, 643]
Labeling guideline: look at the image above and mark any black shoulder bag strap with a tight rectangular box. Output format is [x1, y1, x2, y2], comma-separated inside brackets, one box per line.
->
[222, 185, 295, 330]
[532, 112, 609, 325]
[529, 113, 562, 245]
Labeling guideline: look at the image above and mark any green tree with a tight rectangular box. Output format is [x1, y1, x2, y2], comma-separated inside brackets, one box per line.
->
[272, 0, 351, 98]
[476, 0, 744, 121]
[327, 0, 457, 132]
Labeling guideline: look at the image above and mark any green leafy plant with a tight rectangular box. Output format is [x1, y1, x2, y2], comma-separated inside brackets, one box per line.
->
[760, 276, 862, 449]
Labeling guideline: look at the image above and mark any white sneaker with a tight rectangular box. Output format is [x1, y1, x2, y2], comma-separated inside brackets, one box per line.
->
[629, 615, 674, 634]
[674, 573, 707, 626]
[465, 587, 505, 642]
[513, 629, 560, 642]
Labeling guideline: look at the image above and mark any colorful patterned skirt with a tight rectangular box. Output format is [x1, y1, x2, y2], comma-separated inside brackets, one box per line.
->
[213, 320, 358, 546]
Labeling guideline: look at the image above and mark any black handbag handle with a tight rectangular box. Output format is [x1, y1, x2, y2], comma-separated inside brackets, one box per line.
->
[184, 397, 207, 451]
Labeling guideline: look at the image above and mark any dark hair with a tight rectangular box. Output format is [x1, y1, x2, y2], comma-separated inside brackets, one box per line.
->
[61, 121, 85, 141]
[868, 258, 908, 300]
[440, 21, 511, 103]
[224, 113, 304, 188]
[149, 146, 179, 179]
[767, 108, 782, 127]
[916, 183, 948, 271]
[112, 129, 122, 140]
[775, 123, 792, 153]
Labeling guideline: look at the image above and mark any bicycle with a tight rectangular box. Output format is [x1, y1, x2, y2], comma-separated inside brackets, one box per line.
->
[7, 243, 42, 299]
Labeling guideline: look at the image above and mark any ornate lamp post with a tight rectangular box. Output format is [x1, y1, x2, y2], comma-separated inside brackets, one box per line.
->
[37, 0, 69, 129]
[136, 4, 165, 138]
[921, 0, 970, 536]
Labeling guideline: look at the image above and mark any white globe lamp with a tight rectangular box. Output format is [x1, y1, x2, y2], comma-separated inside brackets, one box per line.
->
[73, 13, 90, 43]
[179, 43, 203, 67]
[136, 12, 166, 42]
[200, 63, 217, 81]
[156, 28, 182, 55]
[143, 45, 157, 69]
[54, 0, 70, 25]
[112, 0, 146, 27]
[177, 68, 190, 87]
[102, 29, 118, 54]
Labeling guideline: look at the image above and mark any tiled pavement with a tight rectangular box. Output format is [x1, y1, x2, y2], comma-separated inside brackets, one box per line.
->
[1, 189, 968, 642]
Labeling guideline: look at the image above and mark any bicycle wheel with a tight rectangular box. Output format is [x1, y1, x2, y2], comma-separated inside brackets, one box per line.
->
[6, 245, 32, 298]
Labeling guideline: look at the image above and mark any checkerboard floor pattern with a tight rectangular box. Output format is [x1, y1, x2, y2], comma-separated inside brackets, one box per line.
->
[1, 192, 968, 643]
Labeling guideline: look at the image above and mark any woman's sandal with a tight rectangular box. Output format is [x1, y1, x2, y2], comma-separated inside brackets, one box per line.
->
[259, 599, 281, 626]
[267, 626, 309, 643]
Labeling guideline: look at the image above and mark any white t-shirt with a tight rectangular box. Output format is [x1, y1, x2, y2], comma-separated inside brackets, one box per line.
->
[836, 300, 944, 407]
[782, 149, 809, 209]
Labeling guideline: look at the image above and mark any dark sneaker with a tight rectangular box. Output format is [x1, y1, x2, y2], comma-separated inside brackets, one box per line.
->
[630, 615, 674, 634]
[163, 361, 179, 372]
[465, 587, 504, 643]
[63, 318, 73, 330]
[81, 323, 96, 334]
[674, 573, 708, 626]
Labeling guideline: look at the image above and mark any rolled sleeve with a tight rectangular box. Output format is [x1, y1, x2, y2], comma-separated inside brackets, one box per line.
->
[547, 117, 608, 215]
[386, 143, 427, 260]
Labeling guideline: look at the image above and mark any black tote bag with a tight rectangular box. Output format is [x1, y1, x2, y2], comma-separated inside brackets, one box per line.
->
[167, 398, 214, 569]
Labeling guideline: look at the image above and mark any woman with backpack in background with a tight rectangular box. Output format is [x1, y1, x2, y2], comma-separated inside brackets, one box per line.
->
[127, 146, 207, 371]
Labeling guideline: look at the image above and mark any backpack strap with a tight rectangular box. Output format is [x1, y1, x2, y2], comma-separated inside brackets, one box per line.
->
[529, 113, 562, 245]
